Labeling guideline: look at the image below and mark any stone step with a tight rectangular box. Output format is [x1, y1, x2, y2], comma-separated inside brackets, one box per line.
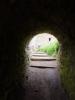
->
[30, 56, 56, 61]
[29, 60, 58, 68]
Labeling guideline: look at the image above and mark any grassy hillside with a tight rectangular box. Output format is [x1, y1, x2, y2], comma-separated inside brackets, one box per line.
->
[38, 38, 60, 56]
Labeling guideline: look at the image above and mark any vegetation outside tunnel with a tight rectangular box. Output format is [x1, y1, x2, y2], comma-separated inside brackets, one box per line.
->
[38, 38, 60, 56]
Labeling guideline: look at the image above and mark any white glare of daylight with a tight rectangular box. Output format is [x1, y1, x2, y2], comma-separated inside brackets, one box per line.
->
[28, 33, 58, 52]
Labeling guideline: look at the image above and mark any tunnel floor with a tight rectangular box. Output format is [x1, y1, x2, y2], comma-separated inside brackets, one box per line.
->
[25, 52, 68, 100]
[25, 53, 68, 100]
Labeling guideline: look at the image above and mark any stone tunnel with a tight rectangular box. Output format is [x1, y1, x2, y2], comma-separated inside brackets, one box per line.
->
[0, 0, 75, 100]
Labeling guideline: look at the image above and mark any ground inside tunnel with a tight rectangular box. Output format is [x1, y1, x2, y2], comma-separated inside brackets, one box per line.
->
[25, 64, 68, 100]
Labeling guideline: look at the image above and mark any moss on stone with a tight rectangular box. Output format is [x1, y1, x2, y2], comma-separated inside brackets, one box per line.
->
[60, 40, 75, 100]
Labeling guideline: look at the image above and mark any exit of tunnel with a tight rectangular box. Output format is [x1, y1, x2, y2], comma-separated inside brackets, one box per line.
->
[25, 33, 60, 68]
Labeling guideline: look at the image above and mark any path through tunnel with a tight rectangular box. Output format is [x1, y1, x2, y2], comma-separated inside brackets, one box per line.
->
[25, 32, 68, 100]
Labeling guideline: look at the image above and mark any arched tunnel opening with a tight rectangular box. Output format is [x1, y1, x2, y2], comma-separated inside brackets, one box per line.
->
[25, 32, 60, 68]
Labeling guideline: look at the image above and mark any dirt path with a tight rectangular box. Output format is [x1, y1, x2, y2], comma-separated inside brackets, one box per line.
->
[25, 67, 68, 100]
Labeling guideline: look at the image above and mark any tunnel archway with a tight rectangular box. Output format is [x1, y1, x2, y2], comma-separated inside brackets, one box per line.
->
[25, 32, 61, 68]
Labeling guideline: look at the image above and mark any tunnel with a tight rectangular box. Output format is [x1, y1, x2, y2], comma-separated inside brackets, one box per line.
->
[0, 0, 75, 100]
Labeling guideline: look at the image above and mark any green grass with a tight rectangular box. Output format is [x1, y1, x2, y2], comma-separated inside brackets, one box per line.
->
[38, 39, 60, 56]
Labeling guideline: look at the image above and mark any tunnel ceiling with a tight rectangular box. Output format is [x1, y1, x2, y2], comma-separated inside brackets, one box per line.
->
[0, 0, 75, 39]
[19, 0, 74, 38]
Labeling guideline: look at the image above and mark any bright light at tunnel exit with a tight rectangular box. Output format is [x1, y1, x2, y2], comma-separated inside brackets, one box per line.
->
[28, 33, 60, 57]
